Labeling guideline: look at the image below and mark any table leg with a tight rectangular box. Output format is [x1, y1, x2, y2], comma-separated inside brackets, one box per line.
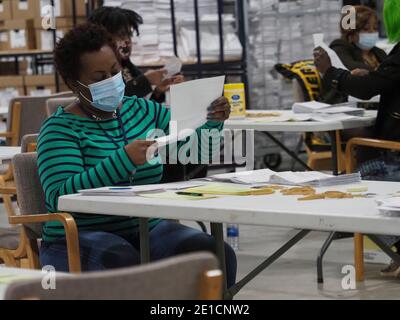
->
[366, 234, 400, 266]
[263, 132, 312, 171]
[210, 222, 228, 298]
[139, 218, 150, 263]
[329, 131, 339, 175]
[228, 229, 311, 298]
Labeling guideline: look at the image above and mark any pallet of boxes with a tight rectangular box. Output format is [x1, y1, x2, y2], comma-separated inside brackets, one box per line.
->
[0, 0, 86, 107]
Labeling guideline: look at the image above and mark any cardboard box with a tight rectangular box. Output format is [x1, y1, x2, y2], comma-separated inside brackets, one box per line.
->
[0, 27, 9, 51]
[37, 0, 86, 18]
[0, 0, 12, 20]
[3, 19, 36, 51]
[0, 60, 28, 75]
[34, 17, 85, 50]
[11, 0, 36, 20]
[24, 74, 68, 95]
[0, 75, 25, 95]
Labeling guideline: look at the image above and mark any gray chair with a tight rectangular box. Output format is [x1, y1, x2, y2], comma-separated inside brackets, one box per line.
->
[4, 252, 222, 300]
[46, 96, 76, 117]
[0, 92, 75, 218]
[0, 134, 40, 267]
[1, 152, 81, 271]
[5, 92, 74, 146]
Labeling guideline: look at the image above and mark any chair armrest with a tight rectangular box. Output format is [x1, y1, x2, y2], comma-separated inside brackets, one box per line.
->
[345, 138, 400, 173]
[9, 213, 81, 273]
[0, 187, 17, 195]
[0, 131, 14, 138]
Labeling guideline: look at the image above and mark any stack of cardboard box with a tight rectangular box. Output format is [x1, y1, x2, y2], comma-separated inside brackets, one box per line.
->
[0, 0, 85, 99]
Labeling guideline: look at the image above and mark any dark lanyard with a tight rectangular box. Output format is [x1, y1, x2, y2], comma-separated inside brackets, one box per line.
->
[78, 105, 129, 147]
[78, 104, 136, 185]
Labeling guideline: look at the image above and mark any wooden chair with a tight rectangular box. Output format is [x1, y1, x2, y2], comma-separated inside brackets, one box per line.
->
[4, 252, 222, 300]
[1, 152, 81, 272]
[0, 92, 74, 218]
[346, 137, 400, 281]
[0, 134, 39, 268]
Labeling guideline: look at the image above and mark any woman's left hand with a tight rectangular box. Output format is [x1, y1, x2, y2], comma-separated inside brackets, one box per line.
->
[207, 97, 231, 122]
[313, 46, 332, 74]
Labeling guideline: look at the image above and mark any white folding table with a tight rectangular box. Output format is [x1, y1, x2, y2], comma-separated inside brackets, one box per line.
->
[0, 147, 21, 164]
[58, 179, 400, 299]
[224, 110, 377, 174]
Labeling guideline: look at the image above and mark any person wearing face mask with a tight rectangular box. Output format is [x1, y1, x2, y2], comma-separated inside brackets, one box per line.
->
[314, 0, 400, 277]
[89, 6, 184, 103]
[37, 23, 237, 286]
[319, 5, 387, 104]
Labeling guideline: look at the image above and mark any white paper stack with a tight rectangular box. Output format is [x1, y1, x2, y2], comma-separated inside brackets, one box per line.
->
[293, 101, 364, 118]
[268, 171, 361, 187]
[377, 197, 400, 216]
[208, 169, 361, 187]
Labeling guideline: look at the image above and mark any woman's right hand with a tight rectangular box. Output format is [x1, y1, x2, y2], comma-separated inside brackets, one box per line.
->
[351, 68, 370, 77]
[124, 140, 157, 165]
[144, 69, 167, 86]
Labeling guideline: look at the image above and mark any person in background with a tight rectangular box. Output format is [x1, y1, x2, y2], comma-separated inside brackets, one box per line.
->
[37, 23, 236, 287]
[89, 6, 184, 103]
[314, 0, 400, 277]
[320, 5, 387, 104]
[89, 6, 208, 183]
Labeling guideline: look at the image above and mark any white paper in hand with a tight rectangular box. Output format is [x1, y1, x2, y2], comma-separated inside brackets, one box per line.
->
[156, 76, 225, 146]
[313, 33, 348, 70]
[163, 57, 182, 79]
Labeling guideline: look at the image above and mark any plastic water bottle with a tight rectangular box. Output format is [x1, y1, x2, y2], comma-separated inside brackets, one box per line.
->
[227, 224, 239, 250]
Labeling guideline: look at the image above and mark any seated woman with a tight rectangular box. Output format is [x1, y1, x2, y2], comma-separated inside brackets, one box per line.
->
[314, 0, 400, 277]
[37, 23, 236, 287]
[320, 5, 387, 104]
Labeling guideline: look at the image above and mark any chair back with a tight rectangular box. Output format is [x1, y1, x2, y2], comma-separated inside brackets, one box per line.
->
[7, 92, 74, 145]
[46, 97, 76, 117]
[12, 153, 46, 238]
[21, 134, 39, 153]
[4, 252, 222, 300]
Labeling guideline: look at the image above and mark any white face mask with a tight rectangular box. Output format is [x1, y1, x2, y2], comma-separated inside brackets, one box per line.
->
[357, 32, 379, 50]
[78, 71, 126, 112]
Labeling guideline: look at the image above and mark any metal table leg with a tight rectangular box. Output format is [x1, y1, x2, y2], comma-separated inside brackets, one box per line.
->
[210, 222, 228, 298]
[367, 234, 400, 265]
[329, 131, 339, 175]
[139, 218, 150, 263]
[228, 229, 311, 298]
[317, 231, 336, 283]
[262, 132, 313, 171]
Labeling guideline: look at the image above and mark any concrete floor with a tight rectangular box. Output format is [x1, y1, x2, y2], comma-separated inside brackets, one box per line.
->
[181, 221, 400, 300]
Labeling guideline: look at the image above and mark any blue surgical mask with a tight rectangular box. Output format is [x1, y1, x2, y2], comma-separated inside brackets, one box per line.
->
[357, 32, 379, 51]
[78, 71, 125, 112]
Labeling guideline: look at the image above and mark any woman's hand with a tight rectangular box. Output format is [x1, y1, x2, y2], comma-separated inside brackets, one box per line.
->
[155, 74, 185, 94]
[207, 97, 231, 122]
[124, 140, 157, 165]
[144, 69, 167, 86]
[313, 47, 332, 74]
[351, 68, 370, 77]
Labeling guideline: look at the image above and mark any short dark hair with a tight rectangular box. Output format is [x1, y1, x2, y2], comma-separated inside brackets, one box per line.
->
[54, 23, 117, 84]
[88, 6, 143, 37]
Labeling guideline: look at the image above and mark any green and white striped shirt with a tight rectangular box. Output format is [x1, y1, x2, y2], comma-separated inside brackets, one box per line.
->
[37, 96, 223, 242]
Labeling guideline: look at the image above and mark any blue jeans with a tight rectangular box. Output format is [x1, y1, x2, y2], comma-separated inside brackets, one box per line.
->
[40, 220, 237, 287]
